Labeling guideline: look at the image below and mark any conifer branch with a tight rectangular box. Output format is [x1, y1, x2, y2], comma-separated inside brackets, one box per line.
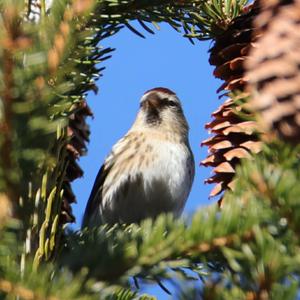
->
[1, 48, 15, 206]
[0, 3, 33, 214]
[0, 279, 59, 300]
[185, 230, 254, 255]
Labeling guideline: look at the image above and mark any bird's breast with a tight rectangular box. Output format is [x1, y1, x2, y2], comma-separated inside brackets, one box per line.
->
[100, 136, 194, 223]
[143, 141, 193, 210]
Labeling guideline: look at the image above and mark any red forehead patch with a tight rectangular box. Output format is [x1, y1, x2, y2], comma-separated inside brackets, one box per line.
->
[144, 87, 176, 96]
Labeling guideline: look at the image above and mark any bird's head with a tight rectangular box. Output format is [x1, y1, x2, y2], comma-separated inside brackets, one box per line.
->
[135, 87, 188, 136]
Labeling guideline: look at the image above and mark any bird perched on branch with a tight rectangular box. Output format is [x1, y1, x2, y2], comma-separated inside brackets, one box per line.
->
[82, 87, 194, 227]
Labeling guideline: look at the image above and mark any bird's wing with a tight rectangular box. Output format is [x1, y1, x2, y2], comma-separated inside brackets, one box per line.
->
[81, 162, 111, 228]
[81, 135, 131, 228]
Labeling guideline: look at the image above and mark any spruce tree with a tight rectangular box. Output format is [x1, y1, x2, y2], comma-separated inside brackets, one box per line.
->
[1, 0, 300, 299]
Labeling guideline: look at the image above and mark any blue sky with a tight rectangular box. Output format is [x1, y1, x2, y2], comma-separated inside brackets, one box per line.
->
[72, 21, 222, 298]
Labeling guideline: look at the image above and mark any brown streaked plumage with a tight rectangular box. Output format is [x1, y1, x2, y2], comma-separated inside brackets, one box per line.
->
[82, 88, 195, 227]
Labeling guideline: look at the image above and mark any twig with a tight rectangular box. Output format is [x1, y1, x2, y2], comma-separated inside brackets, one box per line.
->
[0, 6, 20, 214]
[101, 0, 201, 15]
[185, 230, 254, 255]
[0, 279, 59, 300]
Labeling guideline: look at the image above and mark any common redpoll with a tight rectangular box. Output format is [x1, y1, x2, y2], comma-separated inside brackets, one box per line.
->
[82, 87, 194, 227]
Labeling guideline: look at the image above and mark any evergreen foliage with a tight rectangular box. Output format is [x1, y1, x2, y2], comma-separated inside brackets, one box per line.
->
[1, 0, 300, 299]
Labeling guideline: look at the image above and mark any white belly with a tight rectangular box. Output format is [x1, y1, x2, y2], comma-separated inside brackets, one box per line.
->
[143, 141, 193, 213]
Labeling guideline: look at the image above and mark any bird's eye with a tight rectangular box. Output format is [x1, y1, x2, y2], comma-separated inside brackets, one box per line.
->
[161, 98, 178, 107]
[168, 100, 177, 107]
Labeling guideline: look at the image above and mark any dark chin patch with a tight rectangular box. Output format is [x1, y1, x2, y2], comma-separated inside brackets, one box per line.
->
[146, 107, 161, 125]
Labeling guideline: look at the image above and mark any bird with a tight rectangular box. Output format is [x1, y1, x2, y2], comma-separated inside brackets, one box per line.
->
[82, 87, 195, 227]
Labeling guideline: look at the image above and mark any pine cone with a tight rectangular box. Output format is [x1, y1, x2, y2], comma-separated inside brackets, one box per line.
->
[201, 98, 262, 203]
[246, 0, 300, 143]
[209, 4, 259, 94]
[60, 100, 92, 224]
[202, 3, 263, 204]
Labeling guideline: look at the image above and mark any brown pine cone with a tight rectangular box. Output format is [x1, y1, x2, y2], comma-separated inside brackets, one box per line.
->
[246, 0, 300, 143]
[202, 2, 263, 205]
